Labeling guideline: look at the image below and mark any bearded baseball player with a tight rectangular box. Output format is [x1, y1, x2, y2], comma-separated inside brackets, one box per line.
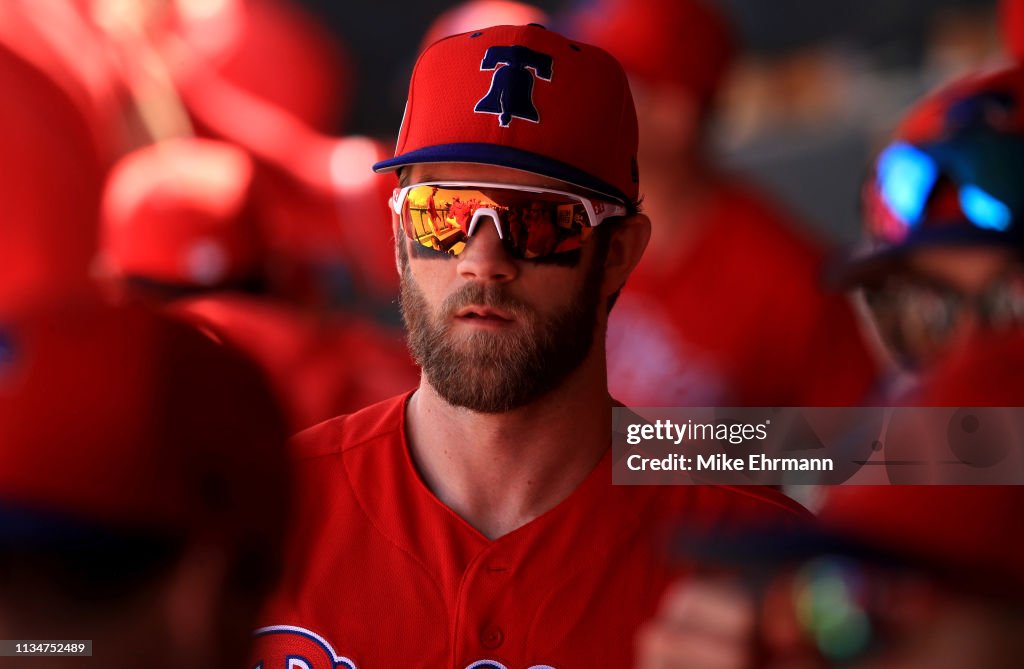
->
[249, 24, 806, 669]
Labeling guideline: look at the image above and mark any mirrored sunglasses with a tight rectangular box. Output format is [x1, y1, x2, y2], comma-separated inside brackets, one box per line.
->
[864, 268, 1024, 367]
[390, 182, 628, 259]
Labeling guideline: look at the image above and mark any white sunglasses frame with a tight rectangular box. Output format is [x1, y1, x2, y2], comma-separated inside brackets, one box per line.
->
[389, 181, 628, 242]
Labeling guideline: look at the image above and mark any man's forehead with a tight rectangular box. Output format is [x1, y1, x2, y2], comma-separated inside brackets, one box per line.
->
[404, 162, 587, 195]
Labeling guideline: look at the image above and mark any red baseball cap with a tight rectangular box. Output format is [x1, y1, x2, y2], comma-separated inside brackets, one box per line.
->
[815, 486, 1024, 597]
[568, 0, 736, 109]
[676, 335, 1024, 598]
[676, 485, 1024, 601]
[834, 65, 1024, 286]
[894, 65, 1024, 144]
[168, 0, 351, 133]
[373, 24, 640, 205]
[0, 300, 290, 546]
[676, 334, 1024, 601]
[0, 40, 104, 311]
[99, 138, 264, 288]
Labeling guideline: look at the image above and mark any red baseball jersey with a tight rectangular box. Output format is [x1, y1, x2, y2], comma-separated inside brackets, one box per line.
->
[607, 180, 879, 407]
[249, 393, 807, 669]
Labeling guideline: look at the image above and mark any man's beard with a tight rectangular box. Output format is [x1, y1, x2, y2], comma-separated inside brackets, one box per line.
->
[399, 248, 604, 413]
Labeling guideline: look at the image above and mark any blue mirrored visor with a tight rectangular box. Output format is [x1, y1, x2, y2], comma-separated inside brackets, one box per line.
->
[870, 137, 1022, 243]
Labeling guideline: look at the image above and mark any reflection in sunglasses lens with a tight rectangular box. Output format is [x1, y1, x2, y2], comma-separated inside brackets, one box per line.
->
[401, 185, 593, 259]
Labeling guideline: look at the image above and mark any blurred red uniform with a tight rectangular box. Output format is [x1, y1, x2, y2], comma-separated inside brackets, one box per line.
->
[155, 1, 396, 310]
[173, 50, 399, 309]
[607, 182, 878, 406]
[921, 331, 1024, 406]
[0, 2, 138, 309]
[173, 294, 418, 430]
[572, 0, 878, 406]
[102, 138, 417, 428]
[0, 299, 291, 669]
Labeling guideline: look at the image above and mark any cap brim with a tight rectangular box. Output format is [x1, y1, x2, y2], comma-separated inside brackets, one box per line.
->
[0, 503, 182, 548]
[671, 519, 1024, 602]
[828, 227, 1024, 289]
[670, 521, 917, 573]
[826, 246, 908, 289]
[372, 142, 631, 205]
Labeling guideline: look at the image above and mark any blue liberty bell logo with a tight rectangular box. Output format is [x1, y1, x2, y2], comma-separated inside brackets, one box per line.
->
[474, 45, 553, 127]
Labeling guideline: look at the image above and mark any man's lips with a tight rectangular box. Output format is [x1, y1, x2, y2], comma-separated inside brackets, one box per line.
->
[454, 305, 516, 322]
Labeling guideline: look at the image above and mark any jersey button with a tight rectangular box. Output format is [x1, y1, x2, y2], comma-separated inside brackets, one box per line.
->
[481, 625, 504, 649]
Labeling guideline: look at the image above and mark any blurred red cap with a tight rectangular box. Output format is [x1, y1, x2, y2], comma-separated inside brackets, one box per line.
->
[836, 64, 1024, 287]
[569, 0, 735, 108]
[100, 138, 264, 288]
[819, 485, 1024, 596]
[1002, 0, 1024, 62]
[895, 65, 1024, 144]
[820, 335, 1024, 594]
[329, 136, 400, 300]
[680, 330, 1024, 595]
[0, 41, 104, 310]
[170, 0, 351, 133]
[0, 300, 290, 545]
[420, 1, 549, 51]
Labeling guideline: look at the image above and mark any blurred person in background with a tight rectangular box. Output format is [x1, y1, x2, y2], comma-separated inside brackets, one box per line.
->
[155, 0, 405, 315]
[635, 61, 1024, 667]
[637, 483, 1024, 669]
[0, 4, 126, 310]
[2, 0, 418, 425]
[0, 300, 291, 669]
[162, 0, 353, 135]
[567, 0, 879, 407]
[835, 63, 1024, 399]
[1, 0, 399, 319]
[636, 334, 1024, 669]
[97, 138, 418, 430]
[97, 138, 268, 301]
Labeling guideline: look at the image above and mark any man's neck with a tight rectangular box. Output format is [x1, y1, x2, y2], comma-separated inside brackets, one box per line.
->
[405, 352, 612, 540]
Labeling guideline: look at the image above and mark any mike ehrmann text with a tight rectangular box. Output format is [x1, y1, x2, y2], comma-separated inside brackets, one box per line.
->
[626, 453, 835, 472]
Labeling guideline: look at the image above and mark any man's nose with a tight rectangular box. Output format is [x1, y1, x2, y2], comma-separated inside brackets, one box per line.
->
[457, 213, 518, 283]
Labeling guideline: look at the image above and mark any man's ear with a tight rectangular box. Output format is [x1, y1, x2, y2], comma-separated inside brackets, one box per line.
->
[602, 213, 651, 300]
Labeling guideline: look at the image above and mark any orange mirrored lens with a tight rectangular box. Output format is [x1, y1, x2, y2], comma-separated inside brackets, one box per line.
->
[400, 185, 593, 258]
